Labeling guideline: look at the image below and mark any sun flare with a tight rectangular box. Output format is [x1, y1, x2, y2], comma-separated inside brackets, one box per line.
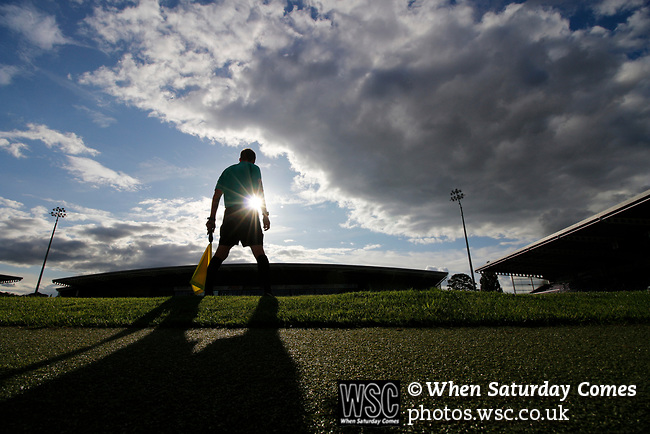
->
[246, 195, 263, 211]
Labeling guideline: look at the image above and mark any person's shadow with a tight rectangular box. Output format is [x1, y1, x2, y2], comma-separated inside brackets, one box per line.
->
[1, 296, 308, 433]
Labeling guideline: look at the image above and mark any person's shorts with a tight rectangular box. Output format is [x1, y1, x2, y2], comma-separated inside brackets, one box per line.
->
[219, 206, 264, 247]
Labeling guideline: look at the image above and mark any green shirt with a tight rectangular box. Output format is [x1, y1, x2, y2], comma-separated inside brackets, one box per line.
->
[216, 161, 264, 208]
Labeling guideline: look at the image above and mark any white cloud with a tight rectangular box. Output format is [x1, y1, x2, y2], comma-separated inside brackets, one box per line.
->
[595, 0, 646, 16]
[78, 0, 650, 244]
[0, 4, 70, 50]
[0, 64, 20, 85]
[0, 197, 207, 274]
[0, 124, 99, 156]
[0, 196, 23, 209]
[0, 124, 144, 191]
[0, 138, 28, 158]
[64, 156, 141, 191]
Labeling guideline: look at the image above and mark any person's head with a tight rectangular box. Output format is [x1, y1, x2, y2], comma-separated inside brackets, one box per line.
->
[239, 148, 256, 163]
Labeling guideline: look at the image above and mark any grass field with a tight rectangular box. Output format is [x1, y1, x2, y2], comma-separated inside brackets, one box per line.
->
[1, 290, 649, 433]
[1, 289, 649, 328]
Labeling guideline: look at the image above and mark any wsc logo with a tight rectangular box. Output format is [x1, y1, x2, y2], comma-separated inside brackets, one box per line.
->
[338, 380, 401, 426]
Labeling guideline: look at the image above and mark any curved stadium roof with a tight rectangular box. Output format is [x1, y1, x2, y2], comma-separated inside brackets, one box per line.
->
[476, 189, 650, 291]
[54, 263, 447, 297]
[0, 274, 23, 285]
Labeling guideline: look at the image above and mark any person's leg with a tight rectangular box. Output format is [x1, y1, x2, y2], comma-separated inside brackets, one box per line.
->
[204, 244, 232, 296]
[250, 245, 271, 295]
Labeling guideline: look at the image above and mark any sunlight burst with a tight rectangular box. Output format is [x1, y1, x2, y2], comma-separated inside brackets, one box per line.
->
[246, 195, 263, 211]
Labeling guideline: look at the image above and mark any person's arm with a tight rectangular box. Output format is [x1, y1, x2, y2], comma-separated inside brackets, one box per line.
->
[206, 189, 223, 234]
[257, 179, 270, 231]
[262, 212, 270, 231]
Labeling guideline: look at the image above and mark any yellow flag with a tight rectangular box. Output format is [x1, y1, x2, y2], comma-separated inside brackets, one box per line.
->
[190, 243, 212, 295]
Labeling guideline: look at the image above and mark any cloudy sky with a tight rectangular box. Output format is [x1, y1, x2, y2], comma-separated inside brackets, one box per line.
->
[1, 0, 648, 295]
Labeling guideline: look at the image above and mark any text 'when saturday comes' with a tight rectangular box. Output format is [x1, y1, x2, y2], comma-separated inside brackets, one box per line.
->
[408, 381, 636, 402]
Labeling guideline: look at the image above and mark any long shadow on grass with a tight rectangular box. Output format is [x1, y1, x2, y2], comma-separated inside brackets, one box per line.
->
[0, 297, 201, 382]
[1, 296, 307, 432]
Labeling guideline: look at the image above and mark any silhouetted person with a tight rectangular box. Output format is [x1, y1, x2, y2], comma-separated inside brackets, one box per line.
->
[205, 148, 272, 295]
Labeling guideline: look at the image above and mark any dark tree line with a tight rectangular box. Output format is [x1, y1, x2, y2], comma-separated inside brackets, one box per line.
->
[447, 271, 502, 292]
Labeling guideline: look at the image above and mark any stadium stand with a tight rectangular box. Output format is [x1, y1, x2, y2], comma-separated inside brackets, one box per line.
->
[0, 274, 22, 285]
[54, 263, 447, 297]
[476, 189, 650, 291]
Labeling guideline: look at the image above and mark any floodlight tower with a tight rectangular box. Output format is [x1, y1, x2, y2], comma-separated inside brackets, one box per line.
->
[450, 189, 476, 290]
[34, 207, 66, 295]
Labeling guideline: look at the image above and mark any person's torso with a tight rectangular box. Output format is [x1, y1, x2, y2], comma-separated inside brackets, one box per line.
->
[216, 162, 261, 208]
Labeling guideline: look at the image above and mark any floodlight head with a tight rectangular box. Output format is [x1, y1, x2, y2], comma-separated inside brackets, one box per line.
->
[51, 207, 66, 218]
[450, 188, 464, 202]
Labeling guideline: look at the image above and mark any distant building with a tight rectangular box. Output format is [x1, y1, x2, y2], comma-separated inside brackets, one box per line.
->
[0, 274, 22, 285]
[54, 263, 447, 297]
[476, 189, 650, 291]
[0, 274, 23, 296]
